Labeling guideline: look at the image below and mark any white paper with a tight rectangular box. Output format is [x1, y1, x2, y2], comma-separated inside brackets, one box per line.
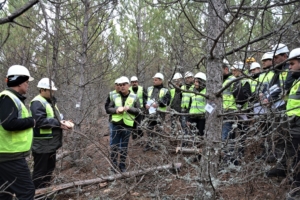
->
[60, 114, 64, 120]
[205, 103, 214, 113]
[147, 99, 156, 114]
[239, 115, 248, 120]
[253, 102, 267, 114]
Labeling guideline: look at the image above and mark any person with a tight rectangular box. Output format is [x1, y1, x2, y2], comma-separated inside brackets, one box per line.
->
[284, 48, 300, 199]
[0, 65, 35, 200]
[144, 72, 171, 151]
[245, 57, 256, 74]
[187, 72, 206, 136]
[30, 78, 71, 189]
[107, 76, 140, 172]
[249, 62, 261, 94]
[180, 71, 195, 137]
[129, 76, 147, 140]
[169, 72, 183, 135]
[105, 78, 120, 136]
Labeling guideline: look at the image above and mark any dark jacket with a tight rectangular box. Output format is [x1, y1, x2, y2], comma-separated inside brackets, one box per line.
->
[107, 91, 141, 128]
[149, 84, 171, 108]
[170, 88, 182, 112]
[0, 88, 34, 163]
[30, 96, 63, 153]
[232, 78, 252, 107]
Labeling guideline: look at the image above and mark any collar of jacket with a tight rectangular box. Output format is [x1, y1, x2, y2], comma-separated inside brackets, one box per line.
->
[153, 84, 164, 89]
[6, 88, 26, 102]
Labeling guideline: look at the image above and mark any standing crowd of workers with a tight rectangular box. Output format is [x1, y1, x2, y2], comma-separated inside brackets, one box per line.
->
[2, 43, 300, 199]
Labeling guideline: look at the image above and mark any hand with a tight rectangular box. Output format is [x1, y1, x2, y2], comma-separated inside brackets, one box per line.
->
[117, 107, 124, 113]
[60, 124, 70, 130]
[152, 103, 158, 108]
[146, 105, 150, 109]
[123, 106, 130, 111]
[186, 121, 191, 127]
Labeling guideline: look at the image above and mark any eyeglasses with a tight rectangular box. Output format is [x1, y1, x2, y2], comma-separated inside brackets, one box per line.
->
[131, 81, 138, 83]
[119, 83, 127, 86]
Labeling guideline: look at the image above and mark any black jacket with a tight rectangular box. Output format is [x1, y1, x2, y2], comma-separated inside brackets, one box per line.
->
[170, 88, 182, 112]
[149, 84, 171, 108]
[0, 88, 34, 162]
[30, 96, 63, 153]
[107, 91, 141, 128]
[131, 86, 148, 108]
[232, 78, 252, 107]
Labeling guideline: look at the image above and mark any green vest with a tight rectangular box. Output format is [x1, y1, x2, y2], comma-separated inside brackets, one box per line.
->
[257, 71, 275, 93]
[181, 84, 194, 109]
[109, 90, 117, 101]
[0, 90, 33, 153]
[249, 78, 258, 93]
[170, 88, 175, 105]
[129, 86, 143, 105]
[147, 86, 168, 111]
[189, 88, 206, 114]
[287, 80, 300, 117]
[111, 93, 137, 127]
[31, 95, 61, 138]
[223, 75, 237, 111]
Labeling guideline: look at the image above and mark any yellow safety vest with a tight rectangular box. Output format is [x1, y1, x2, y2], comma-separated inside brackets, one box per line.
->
[189, 88, 206, 114]
[0, 90, 33, 153]
[181, 85, 194, 109]
[111, 93, 137, 127]
[223, 75, 237, 111]
[287, 79, 300, 117]
[31, 95, 61, 138]
[147, 86, 168, 111]
[129, 86, 143, 105]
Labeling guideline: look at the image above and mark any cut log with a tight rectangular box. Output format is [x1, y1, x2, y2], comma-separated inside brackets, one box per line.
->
[35, 163, 182, 197]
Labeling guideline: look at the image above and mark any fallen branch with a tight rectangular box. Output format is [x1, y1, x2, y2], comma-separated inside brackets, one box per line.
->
[174, 147, 202, 154]
[35, 163, 182, 197]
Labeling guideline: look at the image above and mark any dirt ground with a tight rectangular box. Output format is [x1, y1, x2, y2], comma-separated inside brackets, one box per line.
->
[36, 115, 293, 200]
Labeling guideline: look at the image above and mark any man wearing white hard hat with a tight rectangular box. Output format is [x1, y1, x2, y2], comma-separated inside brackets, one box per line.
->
[249, 62, 261, 93]
[144, 72, 170, 151]
[107, 76, 140, 172]
[169, 72, 183, 135]
[0, 65, 35, 199]
[282, 48, 300, 198]
[129, 76, 147, 141]
[30, 78, 71, 189]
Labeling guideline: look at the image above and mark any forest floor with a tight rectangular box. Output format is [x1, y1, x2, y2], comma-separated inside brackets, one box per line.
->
[35, 115, 293, 200]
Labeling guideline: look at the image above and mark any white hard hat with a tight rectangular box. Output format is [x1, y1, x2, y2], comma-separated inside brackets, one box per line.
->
[37, 78, 58, 90]
[288, 48, 300, 60]
[184, 71, 194, 78]
[261, 52, 273, 61]
[250, 62, 261, 70]
[231, 61, 244, 70]
[7, 65, 34, 81]
[115, 78, 120, 84]
[118, 76, 130, 84]
[152, 72, 164, 80]
[172, 72, 183, 80]
[130, 76, 138, 81]
[272, 43, 289, 56]
[194, 72, 206, 81]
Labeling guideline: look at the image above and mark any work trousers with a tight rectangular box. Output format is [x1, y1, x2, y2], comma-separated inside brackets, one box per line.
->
[0, 158, 35, 200]
[32, 152, 56, 189]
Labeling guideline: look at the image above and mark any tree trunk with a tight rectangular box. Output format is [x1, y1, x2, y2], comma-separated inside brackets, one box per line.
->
[199, 0, 225, 199]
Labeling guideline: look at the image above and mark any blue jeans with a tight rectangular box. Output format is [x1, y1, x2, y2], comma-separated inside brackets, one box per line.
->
[222, 122, 234, 141]
[110, 124, 131, 170]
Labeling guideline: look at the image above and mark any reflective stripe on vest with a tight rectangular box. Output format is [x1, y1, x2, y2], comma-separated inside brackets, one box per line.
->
[111, 93, 137, 127]
[189, 88, 206, 114]
[147, 86, 168, 111]
[129, 86, 143, 105]
[223, 75, 237, 110]
[287, 80, 300, 117]
[0, 90, 33, 153]
[181, 85, 194, 109]
[257, 71, 275, 93]
[31, 95, 60, 138]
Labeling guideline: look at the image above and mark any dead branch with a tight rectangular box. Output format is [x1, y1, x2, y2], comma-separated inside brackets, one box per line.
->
[35, 163, 182, 197]
[174, 147, 202, 154]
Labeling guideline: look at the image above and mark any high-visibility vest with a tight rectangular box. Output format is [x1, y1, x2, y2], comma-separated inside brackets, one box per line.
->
[109, 90, 117, 101]
[181, 84, 194, 109]
[189, 88, 206, 114]
[249, 78, 258, 93]
[0, 90, 33, 153]
[111, 93, 137, 127]
[287, 79, 300, 117]
[129, 86, 143, 105]
[147, 86, 168, 111]
[223, 75, 237, 111]
[31, 95, 61, 138]
[257, 71, 275, 93]
[170, 88, 176, 105]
